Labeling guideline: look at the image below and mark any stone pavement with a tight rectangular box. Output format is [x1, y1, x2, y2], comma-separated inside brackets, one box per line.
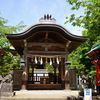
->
[1, 90, 79, 100]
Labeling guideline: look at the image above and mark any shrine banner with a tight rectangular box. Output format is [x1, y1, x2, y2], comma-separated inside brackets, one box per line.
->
[84, 89, 92, 100]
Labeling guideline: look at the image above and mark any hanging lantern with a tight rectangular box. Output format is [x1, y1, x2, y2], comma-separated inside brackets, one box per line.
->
[65, 61, 71, 67]
[35, 56, 37, 64]
[20, 58, 25, 67]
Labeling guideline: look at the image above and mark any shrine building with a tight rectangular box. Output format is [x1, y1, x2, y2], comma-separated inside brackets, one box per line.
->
[6, 15, 88, 90]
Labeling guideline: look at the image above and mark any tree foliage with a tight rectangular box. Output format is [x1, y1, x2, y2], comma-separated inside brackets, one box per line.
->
[0, 12, 26, 76]
[45, 63, 54, 72]
[66, 0, 100, 76]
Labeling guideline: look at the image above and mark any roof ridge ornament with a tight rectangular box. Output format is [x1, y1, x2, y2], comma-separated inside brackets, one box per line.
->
[39, 14, 56, 23]
[44, 14, 52, 20]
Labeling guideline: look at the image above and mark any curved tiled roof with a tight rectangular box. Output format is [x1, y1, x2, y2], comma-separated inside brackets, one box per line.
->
[6, 15, 88, 55]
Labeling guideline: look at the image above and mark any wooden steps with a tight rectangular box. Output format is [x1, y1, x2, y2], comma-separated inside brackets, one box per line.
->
[28, 84, 62, 89]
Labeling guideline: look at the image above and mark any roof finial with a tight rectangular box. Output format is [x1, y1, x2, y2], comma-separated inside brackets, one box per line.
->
[39, 14, 56, 23]
[44, 14, 47, 20]
[44, 14, 52, 20]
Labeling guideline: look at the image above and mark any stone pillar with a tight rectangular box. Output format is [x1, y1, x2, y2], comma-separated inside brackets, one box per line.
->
[65, 67, 70, 90]
[65, 49, 70, 90]
[20, 57, 28, 91]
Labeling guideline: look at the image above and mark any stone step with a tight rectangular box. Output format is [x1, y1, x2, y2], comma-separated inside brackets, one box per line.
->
[1, 96, 100, 100]
[1, 90, 100, 100]
[1, 97, 78, 100]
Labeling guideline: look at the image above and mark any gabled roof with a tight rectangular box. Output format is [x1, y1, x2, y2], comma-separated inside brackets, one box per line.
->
[87, 43, 100, 56]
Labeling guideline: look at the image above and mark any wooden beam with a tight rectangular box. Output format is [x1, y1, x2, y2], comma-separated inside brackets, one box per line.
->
[27, 43, 66, 48]
[28, 84, 61, 89]
[27, 51, 66, 54]
[27, 54, 65, 57]
[23, 39, 27, 47]
[66, 41, 71, 48]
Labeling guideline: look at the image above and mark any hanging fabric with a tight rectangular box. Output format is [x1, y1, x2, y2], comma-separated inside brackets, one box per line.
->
[50, 58, 52, 65]
[46, 57, 47, 63]
[59, 56, 61, 62]
[31, 57, 34, 62]
[35, 56, 37, 64]
[53, 58, 55, 63]
[56, 57, 59, 64]
[38, 57, 40, 62]
[40, 57, 43, 65]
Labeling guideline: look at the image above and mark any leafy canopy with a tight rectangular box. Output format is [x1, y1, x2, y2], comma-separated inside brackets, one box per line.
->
[66, 0, 100, 76]
[45, 63, 54, 72]
[0, 12, 26, 76]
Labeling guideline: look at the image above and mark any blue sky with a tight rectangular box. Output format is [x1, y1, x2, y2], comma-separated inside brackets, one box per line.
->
[0, 0, 84, 36]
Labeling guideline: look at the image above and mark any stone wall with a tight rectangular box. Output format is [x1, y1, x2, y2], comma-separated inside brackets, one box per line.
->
[69, 69, 77, 90]
[13, 70, 23, 90]
[0, 83, 13, 96]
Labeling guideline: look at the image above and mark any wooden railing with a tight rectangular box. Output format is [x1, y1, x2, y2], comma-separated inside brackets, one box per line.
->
[28, 73, 59, 84]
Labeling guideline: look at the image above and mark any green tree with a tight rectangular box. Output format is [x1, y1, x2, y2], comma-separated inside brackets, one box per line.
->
[65, 0, 100, 76]
[45, 63, 54, 72]
[0, 12, 26, 76]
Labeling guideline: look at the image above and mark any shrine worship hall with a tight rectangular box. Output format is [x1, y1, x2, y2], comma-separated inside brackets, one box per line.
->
[6, 15, 87, 90]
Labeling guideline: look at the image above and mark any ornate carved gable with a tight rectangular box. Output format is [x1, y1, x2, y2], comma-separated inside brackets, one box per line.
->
[27, 31, 67, 43]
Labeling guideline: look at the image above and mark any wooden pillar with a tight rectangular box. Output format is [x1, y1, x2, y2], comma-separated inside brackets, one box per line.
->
[61, 57, 65, 89]
[21, 56, 28, 91]
[27, 57, 29, 83]
[65, 49, 70, 90]
[21, 40, 28, 91]
[54, 64, 57, 84]
[31, 63, 35, 84]
[58, 62, 61, 83]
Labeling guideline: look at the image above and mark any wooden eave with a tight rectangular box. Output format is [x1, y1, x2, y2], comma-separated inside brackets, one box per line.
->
[6, 23, 88, 55]
[87, 44, 100, 56]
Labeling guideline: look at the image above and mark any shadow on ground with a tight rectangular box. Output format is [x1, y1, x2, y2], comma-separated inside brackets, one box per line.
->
[65, 96, 82, 100]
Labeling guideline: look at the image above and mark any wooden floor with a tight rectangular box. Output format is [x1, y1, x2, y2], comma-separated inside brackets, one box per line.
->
[28, 84, 62, 90]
